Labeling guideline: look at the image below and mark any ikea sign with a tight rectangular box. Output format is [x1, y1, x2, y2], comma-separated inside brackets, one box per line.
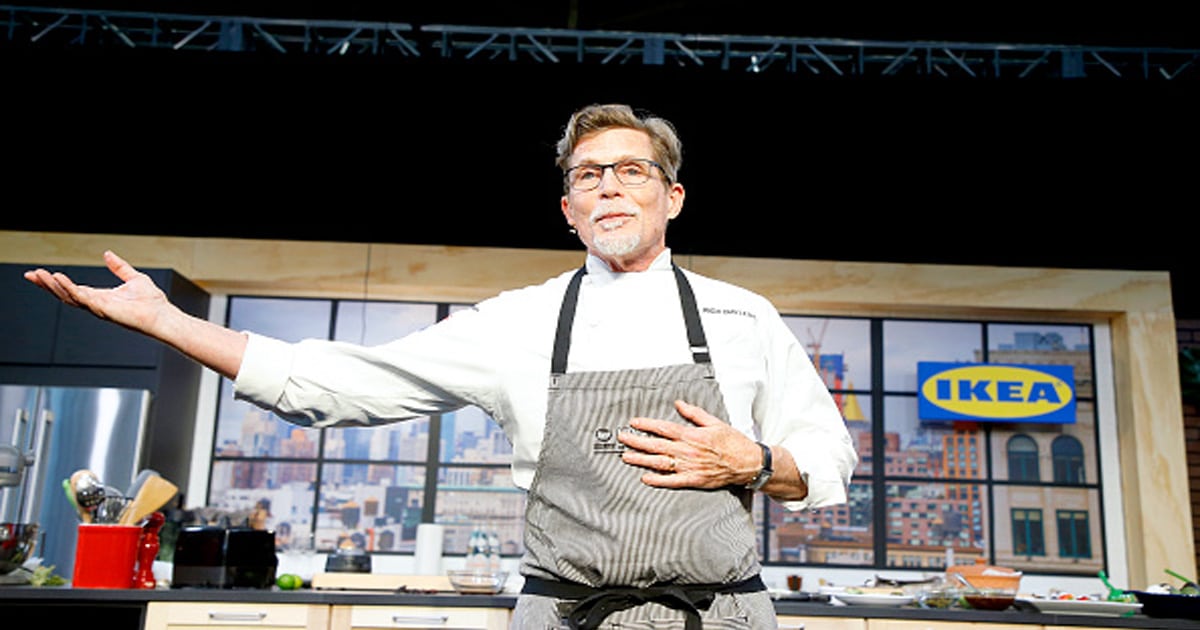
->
[917, 362, 1076, 424]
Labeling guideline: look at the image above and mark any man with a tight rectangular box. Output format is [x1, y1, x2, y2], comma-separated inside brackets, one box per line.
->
[26, 103, 856, 628]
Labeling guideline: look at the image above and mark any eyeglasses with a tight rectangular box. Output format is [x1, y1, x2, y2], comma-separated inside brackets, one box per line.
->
[564, 158, 670, 192]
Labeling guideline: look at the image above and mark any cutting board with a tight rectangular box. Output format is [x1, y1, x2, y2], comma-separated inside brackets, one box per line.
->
[311, 572, 454, 592]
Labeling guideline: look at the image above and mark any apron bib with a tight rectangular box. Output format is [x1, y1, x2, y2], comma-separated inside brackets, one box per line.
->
[513, 265, 774, 629]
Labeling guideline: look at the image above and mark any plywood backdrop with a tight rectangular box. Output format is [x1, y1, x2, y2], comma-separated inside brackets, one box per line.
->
[0, 229, 1187, 586]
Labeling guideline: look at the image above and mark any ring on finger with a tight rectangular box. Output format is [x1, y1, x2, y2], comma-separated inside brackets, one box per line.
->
[667, 456, 677, 471]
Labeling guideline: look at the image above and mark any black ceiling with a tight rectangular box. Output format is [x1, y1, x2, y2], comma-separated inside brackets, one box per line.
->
[4, 2, 1198, 318]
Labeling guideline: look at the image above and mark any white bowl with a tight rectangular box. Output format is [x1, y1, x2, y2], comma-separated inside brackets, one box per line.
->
[447, 570, 508, 595]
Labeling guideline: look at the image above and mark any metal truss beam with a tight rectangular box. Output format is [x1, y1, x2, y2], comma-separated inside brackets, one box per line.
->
[424, 25, 1200, 80]
[3, 5, 1198, 80]
[0, 5, 421, 57]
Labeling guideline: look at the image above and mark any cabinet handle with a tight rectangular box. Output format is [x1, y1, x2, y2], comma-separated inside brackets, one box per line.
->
[207, 611, 269, 622]
[390, 613, 450, 626]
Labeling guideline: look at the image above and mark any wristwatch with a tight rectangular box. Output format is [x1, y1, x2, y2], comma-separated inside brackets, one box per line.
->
[745, 442, 773, 491]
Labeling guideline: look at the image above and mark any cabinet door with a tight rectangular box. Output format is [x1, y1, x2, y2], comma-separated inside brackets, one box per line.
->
[144, 601, 330, 630]
[0, 262, 59, 364]
[333, 604, 510, 630]
[866, 620, 1032, 630]
[777, 616, 867, 630]
[50, 266, 166, 368]
[0, 263, 208, 371]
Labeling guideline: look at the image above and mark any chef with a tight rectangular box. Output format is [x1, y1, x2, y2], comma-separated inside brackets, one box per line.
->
[24, 103, 857, 629]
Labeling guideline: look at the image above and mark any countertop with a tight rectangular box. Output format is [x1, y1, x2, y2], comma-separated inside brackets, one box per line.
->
[1, 585, 1197, 628]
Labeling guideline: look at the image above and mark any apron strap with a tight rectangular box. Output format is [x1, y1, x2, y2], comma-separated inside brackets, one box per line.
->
[672, 263, 710, 364]
[550, 263, 711, 377]
[550, 266, 588, 376]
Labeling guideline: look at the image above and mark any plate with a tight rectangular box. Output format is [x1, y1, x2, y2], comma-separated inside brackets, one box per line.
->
[768, 590, 825, 600]
[1016, 597, 1142, 617]
[834, 592, 914, 607]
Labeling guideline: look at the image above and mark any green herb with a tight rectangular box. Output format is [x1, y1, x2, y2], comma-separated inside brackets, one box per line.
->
[29, 565, 67, 587]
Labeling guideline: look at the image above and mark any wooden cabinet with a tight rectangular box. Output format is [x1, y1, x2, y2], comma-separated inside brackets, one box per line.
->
[0, 263, 208, 370]
[145, 602, 330, 630]
[145, 602, 510, 630]
[865, 621, 1033, 630]
[777, 616, 867, 629]
[331, 604, 509, 629]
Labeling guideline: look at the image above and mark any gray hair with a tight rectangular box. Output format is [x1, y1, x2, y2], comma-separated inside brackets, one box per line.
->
[555, 103, 683, 183]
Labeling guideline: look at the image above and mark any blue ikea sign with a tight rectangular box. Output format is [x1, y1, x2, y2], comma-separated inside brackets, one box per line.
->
[917, 362, 1076, 424]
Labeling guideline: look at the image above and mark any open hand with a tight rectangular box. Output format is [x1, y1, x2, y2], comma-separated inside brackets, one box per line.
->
[24, 250, 169, 335]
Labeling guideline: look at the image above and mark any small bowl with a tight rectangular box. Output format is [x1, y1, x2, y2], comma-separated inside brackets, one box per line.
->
[962, 588, 1017, 611]
[0, 523, 39, 574]
[447, 570, 508, 595]
[946, 561, 1022, 592]
[919, 587, 964, 609]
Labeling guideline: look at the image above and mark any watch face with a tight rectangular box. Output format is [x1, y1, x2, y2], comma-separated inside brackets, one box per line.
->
[747, 469, 772, 490]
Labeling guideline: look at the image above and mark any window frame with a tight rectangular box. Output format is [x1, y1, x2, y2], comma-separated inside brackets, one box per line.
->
[196, 296, 1124, 582]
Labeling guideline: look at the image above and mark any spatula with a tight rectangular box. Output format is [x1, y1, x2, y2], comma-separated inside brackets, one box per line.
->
[126, 468, 160, 499]
[117, 474, 178, 526]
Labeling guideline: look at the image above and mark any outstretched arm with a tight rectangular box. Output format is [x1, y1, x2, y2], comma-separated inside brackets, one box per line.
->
[24, 250, 247, 380]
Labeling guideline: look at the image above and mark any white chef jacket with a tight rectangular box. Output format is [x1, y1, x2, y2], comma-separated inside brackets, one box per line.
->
[234, 249, 857, 511]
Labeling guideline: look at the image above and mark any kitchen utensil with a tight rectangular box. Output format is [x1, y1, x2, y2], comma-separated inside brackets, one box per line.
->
[1166, 568, 1200, 595]
[62, 477, 89, 523]
[126, 469, 160, 500]
[71, 469, 105, 521]
[117, 474, 178, 526]
[94, 488, 131, 524]
[1097, 569, 1137, 602]
[950, 571, 980, 593]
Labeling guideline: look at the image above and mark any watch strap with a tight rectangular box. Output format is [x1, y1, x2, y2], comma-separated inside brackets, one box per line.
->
[745, 442, 773, 490]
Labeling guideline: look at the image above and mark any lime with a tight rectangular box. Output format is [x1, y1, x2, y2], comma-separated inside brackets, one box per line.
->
[276, 573, 303, 590]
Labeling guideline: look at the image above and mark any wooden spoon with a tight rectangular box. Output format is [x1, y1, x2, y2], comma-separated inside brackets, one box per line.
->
[117, 474, 178, 526]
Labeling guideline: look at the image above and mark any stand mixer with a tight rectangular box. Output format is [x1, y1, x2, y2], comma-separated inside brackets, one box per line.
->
[1, 407, 53, 585]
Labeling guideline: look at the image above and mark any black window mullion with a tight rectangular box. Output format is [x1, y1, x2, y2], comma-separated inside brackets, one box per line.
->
[980, 324, 997, 566]
[312, 300, 339, 548]
[421, 303, 454, 524]
[870, 318, 887, 568]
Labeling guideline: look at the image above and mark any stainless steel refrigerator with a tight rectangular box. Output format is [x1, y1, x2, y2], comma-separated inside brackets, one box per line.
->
[1, 384, 151, 579]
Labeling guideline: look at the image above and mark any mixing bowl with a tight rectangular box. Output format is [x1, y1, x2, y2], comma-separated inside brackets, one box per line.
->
[447, 569, 508, 594]
[0, 522, 39, 574]
[946, 560, 1022, 592]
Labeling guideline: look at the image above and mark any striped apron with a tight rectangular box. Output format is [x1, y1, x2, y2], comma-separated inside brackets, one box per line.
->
[511, 264, 776, 629]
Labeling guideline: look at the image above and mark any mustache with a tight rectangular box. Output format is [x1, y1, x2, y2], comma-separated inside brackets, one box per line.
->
[588, 200, 641, 223]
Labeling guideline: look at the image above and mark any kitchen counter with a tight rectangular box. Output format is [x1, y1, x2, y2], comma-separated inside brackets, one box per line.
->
[1, 586, 1198, 628]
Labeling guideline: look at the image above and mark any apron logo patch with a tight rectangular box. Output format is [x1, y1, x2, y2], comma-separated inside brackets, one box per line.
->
[591, 426, 650, 454]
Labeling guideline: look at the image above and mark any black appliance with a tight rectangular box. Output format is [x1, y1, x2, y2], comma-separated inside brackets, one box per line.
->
[172, 526, 277, 589]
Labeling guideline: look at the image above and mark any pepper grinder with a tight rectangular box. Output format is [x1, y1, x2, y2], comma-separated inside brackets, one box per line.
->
[134, 511, 166, 589]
